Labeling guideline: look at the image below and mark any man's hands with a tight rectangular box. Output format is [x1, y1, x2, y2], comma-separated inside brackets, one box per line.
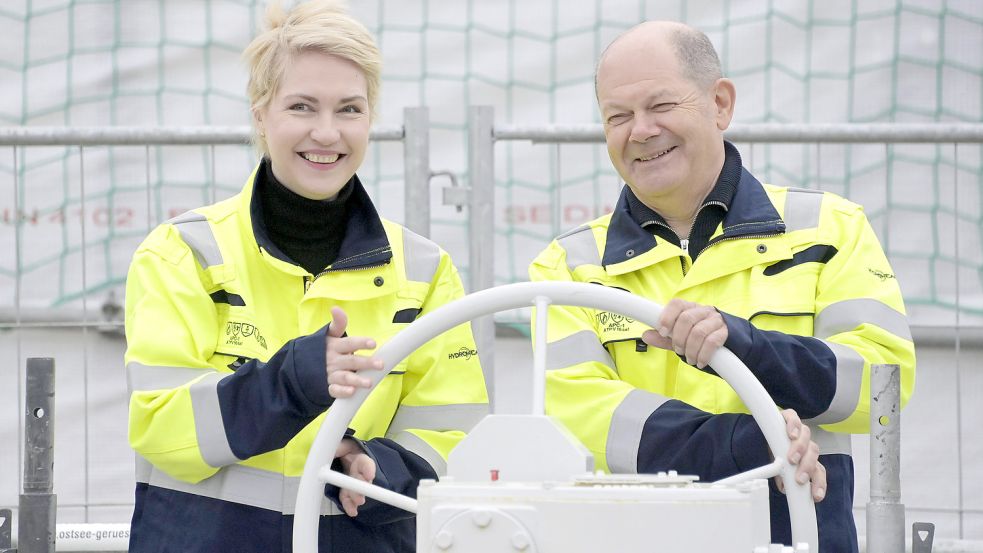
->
[334, 439, 376, 517]
[641, 299, 727, 369]
[326, 307, 383, 398]
[779, 409, 826, 502]
[641, 300, 826, 502]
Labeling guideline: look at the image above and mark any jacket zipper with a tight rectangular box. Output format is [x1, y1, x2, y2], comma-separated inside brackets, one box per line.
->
[304, 260, 390, 296]
[647, 200, 727, 276]
[648, 220, 690, 276]
[680, 200, 727, 271]
[313, 259, 391, 281]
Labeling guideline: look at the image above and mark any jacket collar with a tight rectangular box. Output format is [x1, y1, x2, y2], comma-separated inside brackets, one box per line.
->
[244, 165, 393, 273]
[601, 155, 785, 271]
[716, 167, 785, 238]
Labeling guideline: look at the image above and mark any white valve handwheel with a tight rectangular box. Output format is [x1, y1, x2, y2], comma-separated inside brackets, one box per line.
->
[293, 281, 819, 552]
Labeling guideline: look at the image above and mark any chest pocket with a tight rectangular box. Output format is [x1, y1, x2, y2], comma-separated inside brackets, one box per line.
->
[727, 244, 837, 336]
[389, 279, 429, 350]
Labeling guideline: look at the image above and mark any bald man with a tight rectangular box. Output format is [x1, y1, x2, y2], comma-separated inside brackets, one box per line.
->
[530, 21, 914, 553]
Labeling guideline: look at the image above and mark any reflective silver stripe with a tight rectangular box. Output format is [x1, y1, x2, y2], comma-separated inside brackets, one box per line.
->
[605, 389, 671, 474]
[388, 430, 448, 477]
[189, 372, 241, 467]
[783, 188, 824, 232]
[557, 226, 601, 270]
[387, 403, 488, 435]
[546, 330, 616, 371]
[401, 227, 442, 283]
[135, 455, 343, 515]
[807, 341, 865, 425]
[168, 211, 223, 269]
[471, 318, 494, 399]
[127, 362, 218, 393]
[135, 455, 153, 482]
[807, 427, 852, 456]
[815, 299, 912, 341]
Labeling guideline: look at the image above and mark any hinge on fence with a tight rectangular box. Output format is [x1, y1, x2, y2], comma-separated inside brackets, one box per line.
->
[0, 508, 13, 552]
[912, 522, 934, 553]
[434, 170, 468, 212]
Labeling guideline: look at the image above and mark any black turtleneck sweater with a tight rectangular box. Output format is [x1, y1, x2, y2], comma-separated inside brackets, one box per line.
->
[257, 160, 352, 275]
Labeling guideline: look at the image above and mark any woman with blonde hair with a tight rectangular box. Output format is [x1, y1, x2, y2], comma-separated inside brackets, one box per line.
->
[123, 2, 487, 551]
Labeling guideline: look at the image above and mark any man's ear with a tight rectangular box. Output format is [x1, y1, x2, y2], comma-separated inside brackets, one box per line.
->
[713, 78, 736, 131]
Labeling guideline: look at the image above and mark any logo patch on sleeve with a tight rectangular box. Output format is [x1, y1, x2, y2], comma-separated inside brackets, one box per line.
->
[868, 268, 896, 281]
[596, 311, 635, 333]
[448, 346, 478, 360]
[225, 321, 268, 350]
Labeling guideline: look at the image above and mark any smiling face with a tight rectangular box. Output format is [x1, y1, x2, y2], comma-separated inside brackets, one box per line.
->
[254, 50, 370, 200]
[596, 25, 734, 211]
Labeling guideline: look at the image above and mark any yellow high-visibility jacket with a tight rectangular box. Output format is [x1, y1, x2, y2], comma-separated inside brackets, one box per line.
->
[125, 165, 487, 552]
[530, 163, 914, 552]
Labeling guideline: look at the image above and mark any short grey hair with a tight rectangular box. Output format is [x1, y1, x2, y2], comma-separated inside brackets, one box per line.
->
[595, 22, 722, 95]
[670, 26, 722, 88]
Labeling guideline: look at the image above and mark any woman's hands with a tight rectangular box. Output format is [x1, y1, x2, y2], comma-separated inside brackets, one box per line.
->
[334, 438, 376, 517]
[326, 306, 383, 398]
[325, 307, 381, 516]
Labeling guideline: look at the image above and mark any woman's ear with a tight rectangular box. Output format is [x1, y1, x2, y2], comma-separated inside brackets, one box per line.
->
[252, 108, 265, 136]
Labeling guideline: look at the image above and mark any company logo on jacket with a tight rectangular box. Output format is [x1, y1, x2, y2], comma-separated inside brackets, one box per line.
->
[448, 346, 478, 361]
[225, 321, 268, 350]
[596, 311, 635, 333]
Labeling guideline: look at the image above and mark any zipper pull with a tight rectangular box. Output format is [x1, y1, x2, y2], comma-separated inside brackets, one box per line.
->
[303, 275, 312, 293]
[680, 238, 689, 255]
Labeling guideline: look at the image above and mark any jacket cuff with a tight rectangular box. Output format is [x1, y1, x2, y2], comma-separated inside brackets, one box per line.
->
[720, 309, 754, 361]
[324, 436, 431, 526]
[731, 415, 773, 472]
[290, 324, 332, 407]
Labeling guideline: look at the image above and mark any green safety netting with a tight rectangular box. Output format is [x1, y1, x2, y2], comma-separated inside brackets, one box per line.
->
[0, 0, 981, 327]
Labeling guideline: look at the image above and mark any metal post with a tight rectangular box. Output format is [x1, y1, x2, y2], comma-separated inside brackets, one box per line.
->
[0, 508, 12, 552]
[403, 107, 431, 238]
[866, 363, 904, 553]
[468, 106, 497, 408]
[18, 358, 56, 553]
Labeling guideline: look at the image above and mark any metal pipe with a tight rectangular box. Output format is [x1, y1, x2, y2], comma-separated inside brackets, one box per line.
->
[4, 123, 981, 146]
[867, 363, 905, 553]
[402, 107, 431, 238]
[0, 126, 404, 146]
[492, 122, 983, 143]
[468, 106, 497, 410]
[531, 295, 551, 417]
[19, 357, 57, 553]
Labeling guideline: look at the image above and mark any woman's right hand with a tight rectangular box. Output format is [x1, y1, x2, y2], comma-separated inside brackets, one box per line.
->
[326, 306, 383, 398]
